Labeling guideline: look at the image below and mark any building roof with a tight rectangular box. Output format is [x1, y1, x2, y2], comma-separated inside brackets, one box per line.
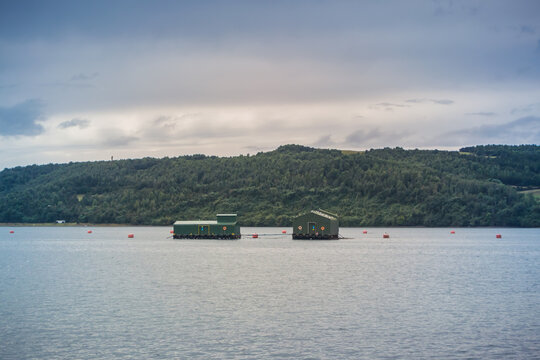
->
[174, 220, 219, 225]
[312, 209, 338, 220]
[174, 214, 238, 225]
[293, 209, 338, 221]
[311, 210, 336, 220]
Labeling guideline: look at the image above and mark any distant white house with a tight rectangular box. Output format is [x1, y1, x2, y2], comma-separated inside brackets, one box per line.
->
[56, 220, 66, 224]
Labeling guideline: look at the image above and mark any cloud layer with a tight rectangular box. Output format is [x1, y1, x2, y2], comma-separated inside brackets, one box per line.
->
[58, 118, 90, 129]
[0, 1, 539, 168]
[440, 116, 540, 146]
[0, 99, 45, 136]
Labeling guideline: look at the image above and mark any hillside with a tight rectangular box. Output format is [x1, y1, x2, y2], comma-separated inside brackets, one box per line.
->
[0, 145, 539, 227]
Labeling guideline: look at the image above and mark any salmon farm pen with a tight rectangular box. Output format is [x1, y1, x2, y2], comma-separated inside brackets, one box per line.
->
[173, 214, 241, 239]
[292, 209, 339, 240]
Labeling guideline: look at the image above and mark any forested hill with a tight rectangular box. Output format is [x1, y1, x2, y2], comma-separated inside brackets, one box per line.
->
[1, 144, 539, 227]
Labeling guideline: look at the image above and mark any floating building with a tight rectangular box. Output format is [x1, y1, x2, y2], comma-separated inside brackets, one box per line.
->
[292, 209, 339, 240]
[173, 214, 241, 239]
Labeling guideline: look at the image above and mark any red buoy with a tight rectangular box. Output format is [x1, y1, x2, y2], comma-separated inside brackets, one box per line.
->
[252, 233, 258, 238]
[9, 230, 14, 234]
[496, 234, 502, 239]
[383, 233, 390, 238]
[282, 230, 287, 234]
[363, 230, 368, 234]
[128, 234, 134, 238]
[450, 230, 455, 234]
[170, 230, 174, 234]
[87, 230, 92, 234]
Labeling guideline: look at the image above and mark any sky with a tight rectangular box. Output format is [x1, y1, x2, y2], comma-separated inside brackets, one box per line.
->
[1, 0, 539, 169]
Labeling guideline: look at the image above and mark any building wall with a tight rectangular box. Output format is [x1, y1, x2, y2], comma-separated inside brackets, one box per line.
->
[173, 221, 240, 238]
[292, 213, 338, 238]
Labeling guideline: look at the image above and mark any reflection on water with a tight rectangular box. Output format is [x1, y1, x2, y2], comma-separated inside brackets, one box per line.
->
[1, 227, 539, 359]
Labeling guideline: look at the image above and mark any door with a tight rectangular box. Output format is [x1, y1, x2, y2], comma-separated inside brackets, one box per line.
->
[308, 222, 317, 235]
[198, 225, 209, 235]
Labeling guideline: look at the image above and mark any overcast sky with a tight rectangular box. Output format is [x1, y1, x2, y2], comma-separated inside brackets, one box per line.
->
[1, 0, 539, 169]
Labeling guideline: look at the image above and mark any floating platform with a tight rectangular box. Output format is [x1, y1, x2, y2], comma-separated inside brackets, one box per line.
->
[173, 214, 241, 239]
[292, 209, 339, 240]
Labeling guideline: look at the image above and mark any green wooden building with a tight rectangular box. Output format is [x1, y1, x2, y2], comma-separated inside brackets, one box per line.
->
[173, 214, 241, 239]
[292, 209, 339, 240]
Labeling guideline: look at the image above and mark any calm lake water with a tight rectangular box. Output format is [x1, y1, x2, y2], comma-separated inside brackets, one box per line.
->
[1, 227, 539, 359]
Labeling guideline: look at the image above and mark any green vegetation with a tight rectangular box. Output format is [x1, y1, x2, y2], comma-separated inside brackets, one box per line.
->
[0, 144, 539, 227]
[518, 189, 540, 201]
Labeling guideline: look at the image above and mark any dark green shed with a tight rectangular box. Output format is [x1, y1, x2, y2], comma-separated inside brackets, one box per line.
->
[173, 213, 241, 239]
[292, 209, 339, 240]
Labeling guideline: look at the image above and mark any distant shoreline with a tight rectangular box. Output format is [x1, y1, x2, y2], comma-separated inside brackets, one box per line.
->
[0, 223, 149, 227]
[1, 223, 535, 228]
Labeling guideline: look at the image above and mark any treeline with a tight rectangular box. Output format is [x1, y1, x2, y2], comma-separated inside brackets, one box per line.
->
[0, 144, 539, 227]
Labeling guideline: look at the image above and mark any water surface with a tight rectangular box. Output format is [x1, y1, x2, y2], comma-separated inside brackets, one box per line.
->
[1, 227, 539, 359]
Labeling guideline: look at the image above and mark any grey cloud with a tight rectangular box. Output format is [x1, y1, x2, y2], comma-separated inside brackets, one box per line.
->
[373, 103, 410, 111]
[439, 116, 540, 145]
[138, 113, 249, 144]
[101, 135, 139, 147]
[188, 121, 248, 139]
[312, 135, 335, 147]
[153, 115, 183, 132]
[0, 99, 45, 136]
[511, 102, 540, 114]
[377, 102, 408, 108]
[520, 25, 535, 34]
[432, 99, 454, 105]
[343, 127, 414, 149]
[466, 112, 496, 117]
[0, 84, 18, 90]
[98, 128, 138, 147]
[144, 114, 199, 140]
[373, 99, 454, 112]
[243, 145, 272, 154]
[406, 98, 454, 105]
[154, 115, 174, 125]
[71, 72, 99, 81]
[42, 73, 99, 90]
[58, 118, 90, 129]
[42, 82, 94, 89]
[432, 1, 480, 17]
[345, 128, 384, 144]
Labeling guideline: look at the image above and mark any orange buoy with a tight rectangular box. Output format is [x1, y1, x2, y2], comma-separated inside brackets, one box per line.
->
[87, 230, 92, 234]
[282, 230, 287, 234]
[450, 230, 455, 234]
[383, 233, 390, 238]
[363, 230, 368, 234]
[252, 233, 258, 238]
[496, 234, 502, 239]
[128, 234, 134, 238]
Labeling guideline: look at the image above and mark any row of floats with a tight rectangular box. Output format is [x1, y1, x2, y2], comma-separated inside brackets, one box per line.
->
[4, 230, 507, 239]
[6, 229, 504, 239]
[5, 209, 505, 240]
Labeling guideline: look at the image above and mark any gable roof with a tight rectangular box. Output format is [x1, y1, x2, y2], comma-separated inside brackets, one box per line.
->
[294, 209, 338, 221]
[311, 209, 337, 220]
